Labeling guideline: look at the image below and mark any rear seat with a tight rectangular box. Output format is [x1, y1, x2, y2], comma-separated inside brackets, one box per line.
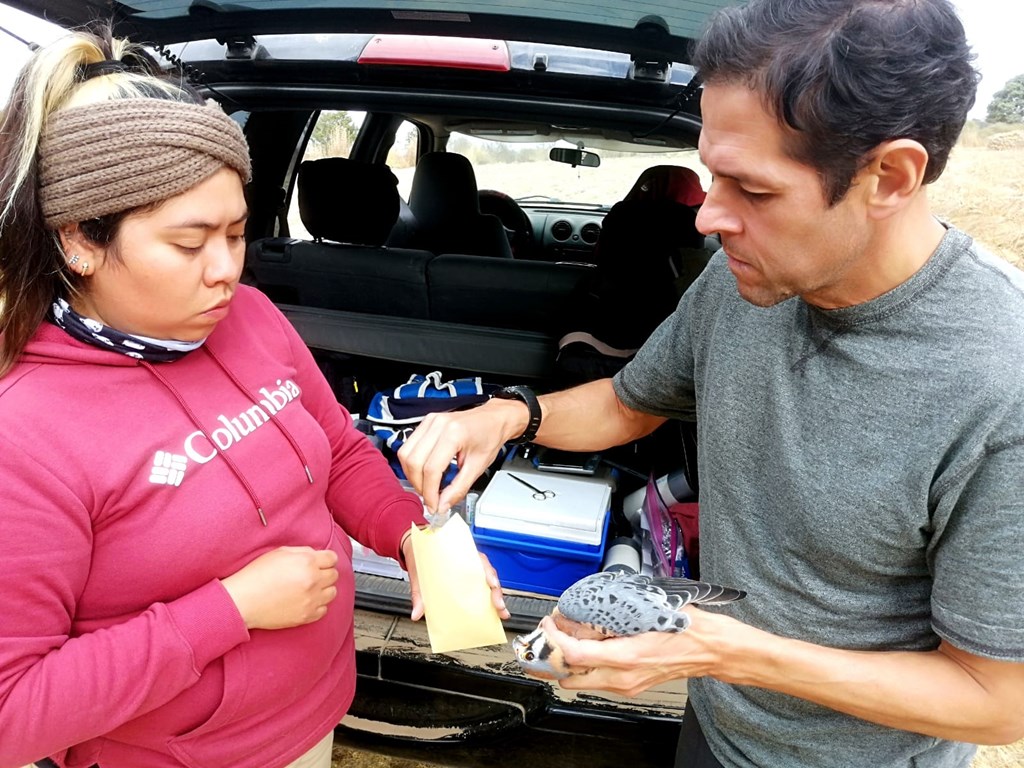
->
[427, 254, 594, 333]
[247, 157, 598, 375]
[246, 157, 433, 318]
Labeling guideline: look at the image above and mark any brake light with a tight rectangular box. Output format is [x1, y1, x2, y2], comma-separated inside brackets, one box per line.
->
[358, 35, 510, 71]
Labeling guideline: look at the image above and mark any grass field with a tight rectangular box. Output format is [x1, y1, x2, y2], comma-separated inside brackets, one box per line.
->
[930, 144, 1023, 269]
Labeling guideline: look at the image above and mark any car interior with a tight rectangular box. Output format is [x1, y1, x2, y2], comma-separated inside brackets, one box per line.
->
[238, 96, 716, 570]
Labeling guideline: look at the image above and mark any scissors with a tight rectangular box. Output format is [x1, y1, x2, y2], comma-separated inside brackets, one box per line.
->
[508, 473, 556, 501]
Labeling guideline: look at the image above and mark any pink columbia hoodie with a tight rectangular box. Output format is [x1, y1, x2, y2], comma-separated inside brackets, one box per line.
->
[0, 286, 425, 768]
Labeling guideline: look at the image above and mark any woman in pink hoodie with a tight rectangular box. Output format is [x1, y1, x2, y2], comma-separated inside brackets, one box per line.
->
[0, 27, 507, 768]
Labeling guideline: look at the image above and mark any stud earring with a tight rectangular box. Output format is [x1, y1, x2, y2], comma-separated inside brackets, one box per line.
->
[68, 254, 80, 267]
[79, 261, 90, 276]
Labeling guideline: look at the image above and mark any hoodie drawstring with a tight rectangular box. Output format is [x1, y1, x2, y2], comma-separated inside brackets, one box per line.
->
[142, 360, 270, 525]
[140, 345, 318, 526]
[202, 345, 315, 486]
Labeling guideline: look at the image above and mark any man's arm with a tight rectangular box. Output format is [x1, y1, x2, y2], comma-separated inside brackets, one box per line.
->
[541, 609, 1024, 745]
[398, 377, 666, 512]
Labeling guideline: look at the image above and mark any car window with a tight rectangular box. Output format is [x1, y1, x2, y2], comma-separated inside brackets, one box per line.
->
[386, 120, 420, 202]
[288, 112, 420, 238]
[447, 133, 708, 208]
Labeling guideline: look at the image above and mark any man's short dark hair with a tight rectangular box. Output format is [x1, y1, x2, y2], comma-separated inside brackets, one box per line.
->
[692, 0, 980, 205]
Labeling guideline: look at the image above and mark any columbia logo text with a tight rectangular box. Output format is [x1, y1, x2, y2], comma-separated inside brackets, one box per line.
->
[184, 379, 301, 464]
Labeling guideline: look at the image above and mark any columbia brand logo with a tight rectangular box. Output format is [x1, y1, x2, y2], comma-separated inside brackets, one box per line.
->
[145, 378, 301, 487]
[149, 451, 188, 486]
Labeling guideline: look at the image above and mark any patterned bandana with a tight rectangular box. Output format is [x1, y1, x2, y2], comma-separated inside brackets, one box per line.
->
[49, 298, 204, 362]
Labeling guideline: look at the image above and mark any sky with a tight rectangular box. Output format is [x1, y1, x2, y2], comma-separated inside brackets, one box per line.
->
[0, 0, 1022, 120]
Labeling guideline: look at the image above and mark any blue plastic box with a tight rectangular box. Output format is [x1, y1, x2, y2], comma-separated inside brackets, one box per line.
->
[472, 469, 612, 596]
[473, 517, 611, 596]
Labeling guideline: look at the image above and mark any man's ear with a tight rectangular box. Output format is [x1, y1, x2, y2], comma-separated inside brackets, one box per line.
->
[58, 224, 107, 271]
[860, 139, 930, 221]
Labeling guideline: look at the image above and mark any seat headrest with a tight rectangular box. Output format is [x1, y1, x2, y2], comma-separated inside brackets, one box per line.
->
[297, 157, 400, 245]
[407, 152, 481, 223]
[601, 199, 704, 250]
[623, 165, 706, 207]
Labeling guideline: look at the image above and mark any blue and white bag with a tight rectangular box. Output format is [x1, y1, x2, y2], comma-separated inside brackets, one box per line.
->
[367, 372, 501, 484]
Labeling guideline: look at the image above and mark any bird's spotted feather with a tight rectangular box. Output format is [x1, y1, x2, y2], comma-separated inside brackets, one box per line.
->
[513, 571, 746, 679]
[556, 571, 746, 637]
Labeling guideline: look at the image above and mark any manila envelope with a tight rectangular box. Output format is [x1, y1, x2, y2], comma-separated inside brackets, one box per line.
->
[409, 515, 507, 654]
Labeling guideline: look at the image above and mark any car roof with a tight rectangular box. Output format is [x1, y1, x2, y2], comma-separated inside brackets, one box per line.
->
[6, 0, 736, 61]
[8, 0, 720, 149]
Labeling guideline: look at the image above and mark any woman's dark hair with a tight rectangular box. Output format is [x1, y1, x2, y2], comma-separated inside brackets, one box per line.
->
[692, 0, 980, 205]
[0, 25, 203, 378]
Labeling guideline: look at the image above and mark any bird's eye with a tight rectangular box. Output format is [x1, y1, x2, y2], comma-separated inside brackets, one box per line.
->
[525, 651, 535, 661]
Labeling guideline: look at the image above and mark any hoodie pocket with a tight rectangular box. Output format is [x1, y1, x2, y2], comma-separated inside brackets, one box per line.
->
[168, 524, 355, 766]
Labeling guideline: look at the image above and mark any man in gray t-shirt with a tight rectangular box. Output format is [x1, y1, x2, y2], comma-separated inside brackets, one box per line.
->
[399, 0, 1024, 765]
[612, 227, 1024, 767]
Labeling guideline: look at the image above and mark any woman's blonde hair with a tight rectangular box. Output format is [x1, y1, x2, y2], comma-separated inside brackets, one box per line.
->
[1, 30, 186, 227]
[0, 25, 204, 378]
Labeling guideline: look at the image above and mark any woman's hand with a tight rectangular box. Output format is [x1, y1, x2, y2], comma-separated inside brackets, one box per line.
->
[403, 530, 510, 622]
[221, 546, 339, 630]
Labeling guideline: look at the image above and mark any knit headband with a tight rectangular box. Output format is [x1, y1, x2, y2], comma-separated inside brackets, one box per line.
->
[38, 98, 252, 229]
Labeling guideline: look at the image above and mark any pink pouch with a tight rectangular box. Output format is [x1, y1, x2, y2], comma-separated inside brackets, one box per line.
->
[641, 474, 677, 577]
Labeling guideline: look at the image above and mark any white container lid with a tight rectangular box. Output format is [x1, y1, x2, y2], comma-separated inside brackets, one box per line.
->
[474, 470, 611, 546]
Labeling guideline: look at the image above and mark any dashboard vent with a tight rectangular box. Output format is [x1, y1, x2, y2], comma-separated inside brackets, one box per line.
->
[580, 222, 601, 244]
[551, 220, 572, 241]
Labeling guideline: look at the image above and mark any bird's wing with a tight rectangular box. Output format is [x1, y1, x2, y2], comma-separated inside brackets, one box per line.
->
[648, 576, 746, 605]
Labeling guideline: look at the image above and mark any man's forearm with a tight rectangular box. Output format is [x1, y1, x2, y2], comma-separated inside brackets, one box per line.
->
[712, 616, 1024, 744]
[532, 378, 665, 450]
[555, 610, 1024, 745]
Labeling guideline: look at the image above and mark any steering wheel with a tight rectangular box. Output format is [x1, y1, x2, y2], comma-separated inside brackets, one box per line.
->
[478, 189, 536, 259]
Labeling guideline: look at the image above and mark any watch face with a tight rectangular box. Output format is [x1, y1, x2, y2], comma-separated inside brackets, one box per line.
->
[497, 386, 527, 400]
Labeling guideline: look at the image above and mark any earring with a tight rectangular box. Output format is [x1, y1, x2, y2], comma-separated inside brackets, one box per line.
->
[68, 254, 80, 267]
[79, 261, 90, 276]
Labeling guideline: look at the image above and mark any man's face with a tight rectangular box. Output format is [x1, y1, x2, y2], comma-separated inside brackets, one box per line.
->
[696, 83, 874, 309]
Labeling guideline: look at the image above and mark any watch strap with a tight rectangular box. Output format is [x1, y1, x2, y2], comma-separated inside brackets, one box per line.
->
[491, 385, 542, 445]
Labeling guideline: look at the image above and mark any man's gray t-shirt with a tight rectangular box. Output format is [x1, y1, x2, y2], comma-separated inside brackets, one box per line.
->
[613, 227, 1024, 768]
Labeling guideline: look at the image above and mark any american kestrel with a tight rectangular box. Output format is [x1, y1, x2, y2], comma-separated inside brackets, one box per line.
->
[513, 571, 746, 679]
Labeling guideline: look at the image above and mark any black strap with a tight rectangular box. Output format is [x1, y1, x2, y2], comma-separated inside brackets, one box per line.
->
[79, 59, 131, 80]
[491, 385, 542, 445]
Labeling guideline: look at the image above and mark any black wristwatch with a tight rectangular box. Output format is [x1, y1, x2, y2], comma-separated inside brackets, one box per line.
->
[491, 385, 542, 445]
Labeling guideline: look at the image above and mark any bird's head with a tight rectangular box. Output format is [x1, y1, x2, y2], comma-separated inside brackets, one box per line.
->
[512, 626, 571, 679]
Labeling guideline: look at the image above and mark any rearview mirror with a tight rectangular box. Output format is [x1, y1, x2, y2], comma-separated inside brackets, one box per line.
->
[549, 147, 601, 168]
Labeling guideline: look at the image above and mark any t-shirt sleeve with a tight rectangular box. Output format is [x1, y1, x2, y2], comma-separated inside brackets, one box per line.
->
[929, 435, 1024, 661]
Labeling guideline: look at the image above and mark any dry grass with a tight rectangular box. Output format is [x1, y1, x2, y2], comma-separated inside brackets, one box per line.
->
[972, 742, 1024, 768]
[331, 745, 430, 767]
[929, 145, 1024, 269]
